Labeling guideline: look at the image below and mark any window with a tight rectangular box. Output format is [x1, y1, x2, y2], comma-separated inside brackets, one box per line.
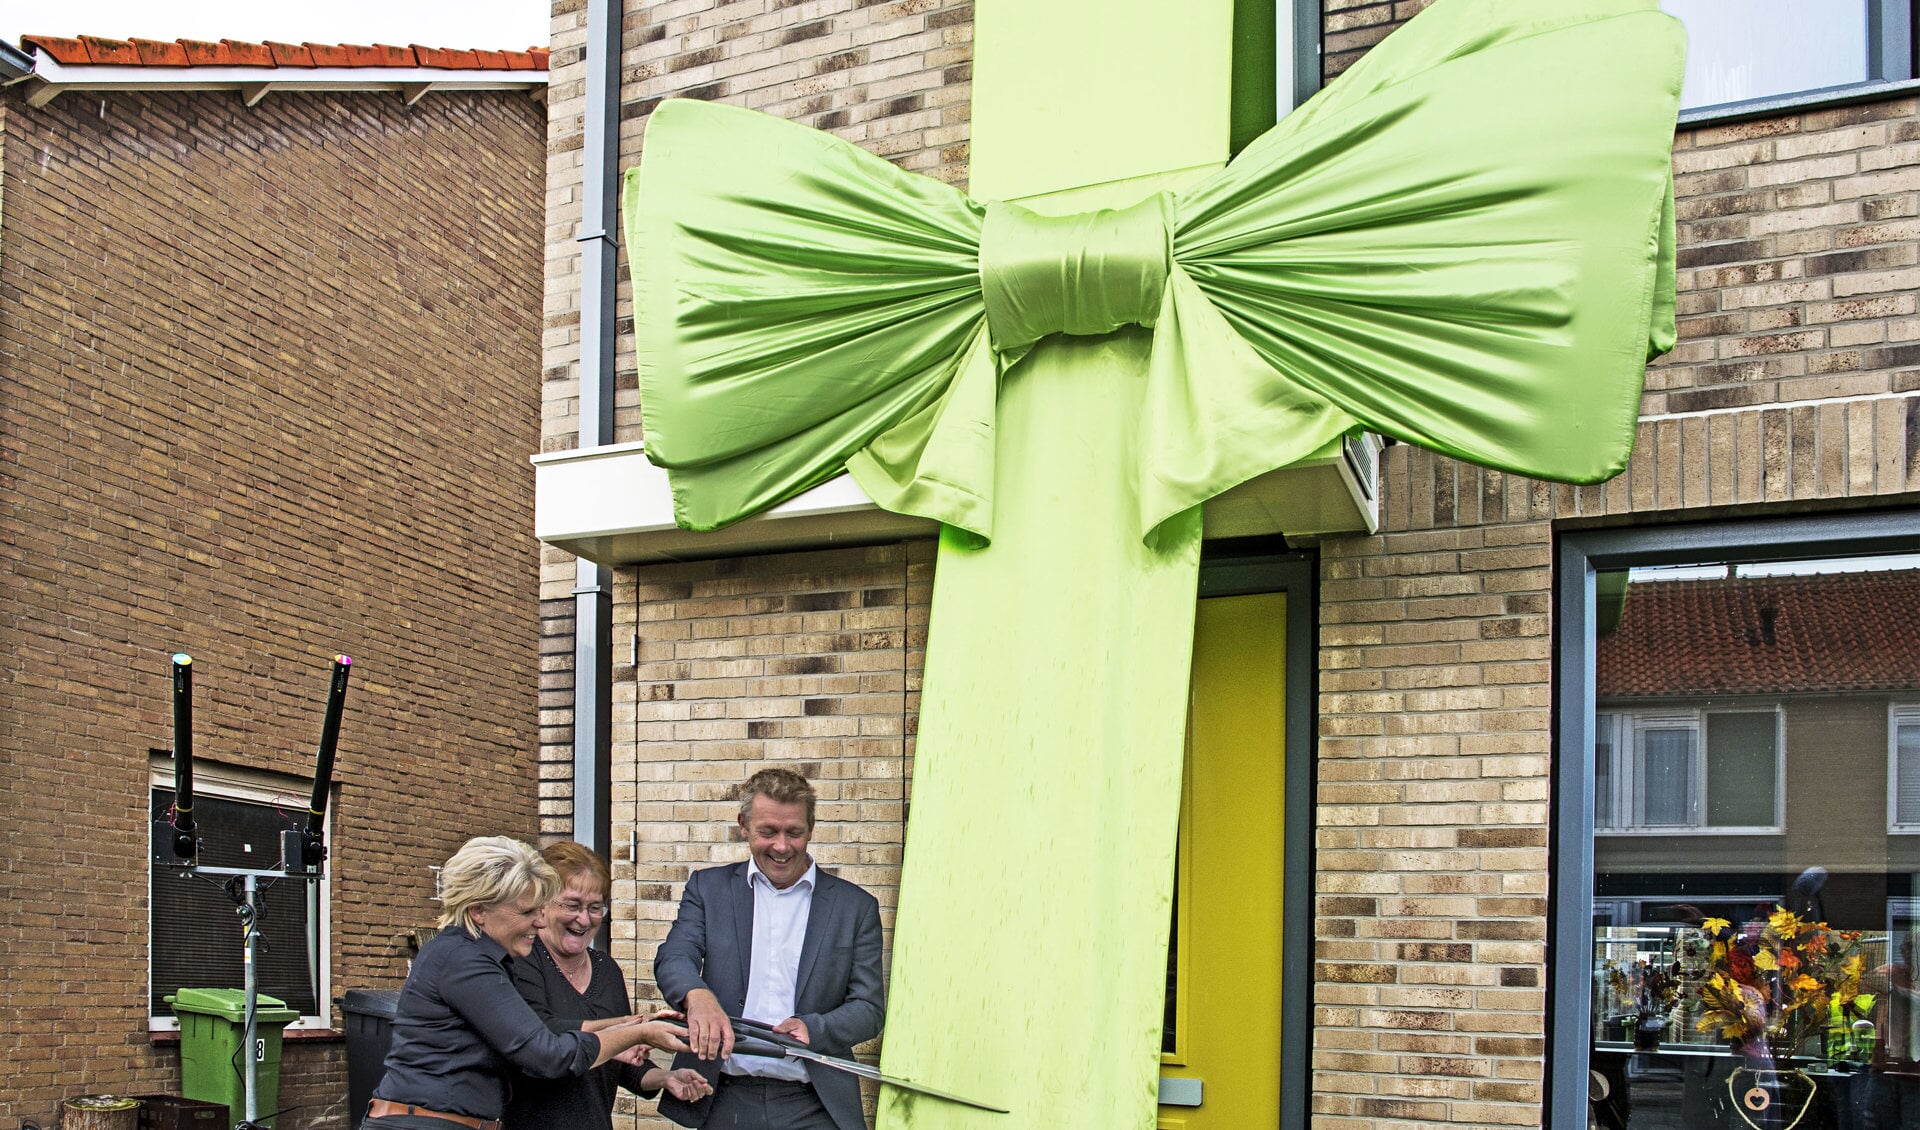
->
[1893, 703, 1920, 831]
[1594, 707, 1781, 832]
[1551, 513, 1920, 1130]
[149, 760, 332, 1031]
[1661, 0, 1916, 114]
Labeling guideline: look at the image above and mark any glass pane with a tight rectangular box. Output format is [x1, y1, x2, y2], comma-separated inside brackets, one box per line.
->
[1898, 720, 1920, 826]
[1589, 555, 1920, 1130]
[151, 789, 319, 1016]
[1705, 711, 1777, 827]
[1639, 728, 1695, 826]
[1661, 0, 1872, 110]
[1597, 714, 1617, 829]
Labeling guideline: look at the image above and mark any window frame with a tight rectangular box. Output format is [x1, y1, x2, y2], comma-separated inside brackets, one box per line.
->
[1671, 0, 1919, 125]
[1548, 509, 1920, 1129]
[1890, 701, 1920, 833]
[1594, 703, 1785, 834]
[146, 757, 334, 1033]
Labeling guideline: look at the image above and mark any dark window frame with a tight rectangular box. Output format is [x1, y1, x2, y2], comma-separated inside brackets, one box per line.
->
[1548, 509, 1920, 1128]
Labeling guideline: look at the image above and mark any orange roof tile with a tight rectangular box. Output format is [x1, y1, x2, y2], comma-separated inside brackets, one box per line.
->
[1597, 570, 1920, 698]
[19, 33, 547, 71]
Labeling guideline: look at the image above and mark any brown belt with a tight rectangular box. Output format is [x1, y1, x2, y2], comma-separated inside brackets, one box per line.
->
[367, 1098, 502, 1130]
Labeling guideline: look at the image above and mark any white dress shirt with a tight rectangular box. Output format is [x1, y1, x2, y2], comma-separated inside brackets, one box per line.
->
[723, 856, 817, 1081]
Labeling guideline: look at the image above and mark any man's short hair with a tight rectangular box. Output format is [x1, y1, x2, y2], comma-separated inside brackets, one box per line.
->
[738, 767, 816, 829]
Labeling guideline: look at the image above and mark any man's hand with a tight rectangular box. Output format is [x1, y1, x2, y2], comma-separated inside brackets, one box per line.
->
[664, 1069, 715, 1101]
[683, 988, 734, 1061]
[773, 1017, 810, 1045]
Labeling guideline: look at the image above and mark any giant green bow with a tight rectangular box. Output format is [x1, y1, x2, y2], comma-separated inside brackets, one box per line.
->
[625, 2, 1682, 1125]
[628, 1, 1681, 543]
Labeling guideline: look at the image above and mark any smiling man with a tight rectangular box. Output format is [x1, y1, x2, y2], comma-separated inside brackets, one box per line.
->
[654, 767, 886, 1130]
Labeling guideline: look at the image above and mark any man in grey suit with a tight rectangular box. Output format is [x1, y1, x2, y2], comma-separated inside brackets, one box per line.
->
[655, 767, 886, 1130]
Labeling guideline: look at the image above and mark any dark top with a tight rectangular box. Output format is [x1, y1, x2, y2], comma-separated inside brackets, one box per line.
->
[372, 924, 601, 1120]
[504, 937, 661, 1130]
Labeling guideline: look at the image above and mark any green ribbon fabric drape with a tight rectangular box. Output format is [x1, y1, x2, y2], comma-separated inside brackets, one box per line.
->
[625, 0, 1682, 1124]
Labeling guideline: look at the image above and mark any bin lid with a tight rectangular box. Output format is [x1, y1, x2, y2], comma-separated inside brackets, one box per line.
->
[338, 988, 403, 1017]
[165, 987, 301, 1023]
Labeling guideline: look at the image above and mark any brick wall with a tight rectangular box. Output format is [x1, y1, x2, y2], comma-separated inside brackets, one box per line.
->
[538, 0, 973, 841]
[1309, 96, 1920, 1128]
[0, 87, 546, 1128]
[606, 540, 932, 1127]
[542, 2, 1920, 1128]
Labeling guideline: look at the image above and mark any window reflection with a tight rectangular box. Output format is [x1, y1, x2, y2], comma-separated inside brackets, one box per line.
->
[1588, 556, 1920, 1130]
[1660, 0, 1874, 110]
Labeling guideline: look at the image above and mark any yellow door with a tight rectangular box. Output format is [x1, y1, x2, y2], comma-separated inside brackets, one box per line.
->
[1159, 591, 1287, 1129]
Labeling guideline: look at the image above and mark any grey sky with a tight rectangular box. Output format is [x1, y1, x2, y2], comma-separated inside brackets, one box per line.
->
[0, 1, 550, 51]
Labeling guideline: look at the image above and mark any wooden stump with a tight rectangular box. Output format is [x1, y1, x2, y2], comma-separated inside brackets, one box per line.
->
[61, 1095, 138, 1130]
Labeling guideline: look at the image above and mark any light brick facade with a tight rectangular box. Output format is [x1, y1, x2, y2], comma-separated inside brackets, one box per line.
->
[540, 3, 1920, 1127]
[0, 85, 546, 1128]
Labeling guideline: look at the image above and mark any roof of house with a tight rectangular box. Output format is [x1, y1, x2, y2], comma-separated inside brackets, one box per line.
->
[20, 35, 546, 71]
[1596, 568, 1920, 698]
[12, 35, 547, 108]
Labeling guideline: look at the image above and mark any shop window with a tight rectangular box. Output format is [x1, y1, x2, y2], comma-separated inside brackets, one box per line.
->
[1660, 0, 1916, 113]
[149, 763, 331, 1031]
[1595, 708, 1782, 833]
[1893, 704, 1920, 831]
[1552, 513, 1920, 1130]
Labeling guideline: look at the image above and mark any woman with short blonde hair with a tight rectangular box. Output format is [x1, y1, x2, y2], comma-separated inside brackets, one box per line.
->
[368, 837, 691, 1129]
[437, 836, 562, 932]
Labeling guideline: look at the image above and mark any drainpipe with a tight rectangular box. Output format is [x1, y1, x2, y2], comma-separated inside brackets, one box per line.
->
[572, 0, 621, 875]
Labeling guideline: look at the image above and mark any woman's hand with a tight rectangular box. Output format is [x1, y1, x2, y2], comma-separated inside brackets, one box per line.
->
[663, 1068, 713, 1101]
[626, 1011, 692, 1053]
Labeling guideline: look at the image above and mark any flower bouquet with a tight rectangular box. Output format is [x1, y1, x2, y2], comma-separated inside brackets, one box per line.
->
[1694, 907, 1875, 1062]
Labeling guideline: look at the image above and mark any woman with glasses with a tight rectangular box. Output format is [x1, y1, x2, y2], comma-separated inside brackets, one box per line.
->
[505, 841, 712, 1129]
[368, 836, 690, 1130]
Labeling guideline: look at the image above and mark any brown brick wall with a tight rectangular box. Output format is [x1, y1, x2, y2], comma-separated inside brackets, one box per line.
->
[0, 87, 546, 1128]
[1310, 95, 1920, 1129]
[607, 540, 931, 1128]
[542, 2, 1920, 1128]
[539, 0, 972, 840]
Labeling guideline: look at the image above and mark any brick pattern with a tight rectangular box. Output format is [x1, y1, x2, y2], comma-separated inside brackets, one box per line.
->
[538, 0, 973, 840]
[1310, 98, 1920, 1130]
[606, 540, 932, 1128]
[541, 3, 1920, 1129]
[1657, 97, 1920, 411]
[0, 88, 545, 1128]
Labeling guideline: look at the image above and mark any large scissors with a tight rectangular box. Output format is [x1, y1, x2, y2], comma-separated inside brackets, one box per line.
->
[727, 1015, 1010, 1115]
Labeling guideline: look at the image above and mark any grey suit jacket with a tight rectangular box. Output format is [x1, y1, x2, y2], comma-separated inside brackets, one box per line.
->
[654, 861, 885, 1130]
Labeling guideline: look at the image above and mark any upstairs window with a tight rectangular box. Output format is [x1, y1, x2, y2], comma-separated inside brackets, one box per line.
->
[1661, 0, 1917, 113]
[1595, 707, 1782, 833]
[1894, 703, 1920, 830]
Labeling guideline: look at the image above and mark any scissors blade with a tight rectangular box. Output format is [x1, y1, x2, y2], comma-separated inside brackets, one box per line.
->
[728, 1017, 1009, 1114]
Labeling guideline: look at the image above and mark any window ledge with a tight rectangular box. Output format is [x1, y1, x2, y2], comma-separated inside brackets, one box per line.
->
[1596, 826, 1783, 836]
[1679, 77, 1920, 128]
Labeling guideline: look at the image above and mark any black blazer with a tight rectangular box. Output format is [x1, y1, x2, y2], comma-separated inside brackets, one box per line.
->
[654, 862, 885, 1130]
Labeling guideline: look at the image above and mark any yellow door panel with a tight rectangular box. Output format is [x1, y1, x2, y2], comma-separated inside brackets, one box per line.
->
[1159, 591, 1286, 1128]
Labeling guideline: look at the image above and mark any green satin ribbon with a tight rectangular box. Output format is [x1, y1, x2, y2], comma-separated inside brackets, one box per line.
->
[624, 1, 1684, 1124]
[628, 1, 1680, 549]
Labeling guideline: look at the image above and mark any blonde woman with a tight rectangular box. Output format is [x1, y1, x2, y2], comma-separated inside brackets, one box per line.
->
[367, 837, 690, 1129]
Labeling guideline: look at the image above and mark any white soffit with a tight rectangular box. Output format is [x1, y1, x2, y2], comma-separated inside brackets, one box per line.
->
[533, 435, 1381, 566]
[18, 57, 546, 106]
